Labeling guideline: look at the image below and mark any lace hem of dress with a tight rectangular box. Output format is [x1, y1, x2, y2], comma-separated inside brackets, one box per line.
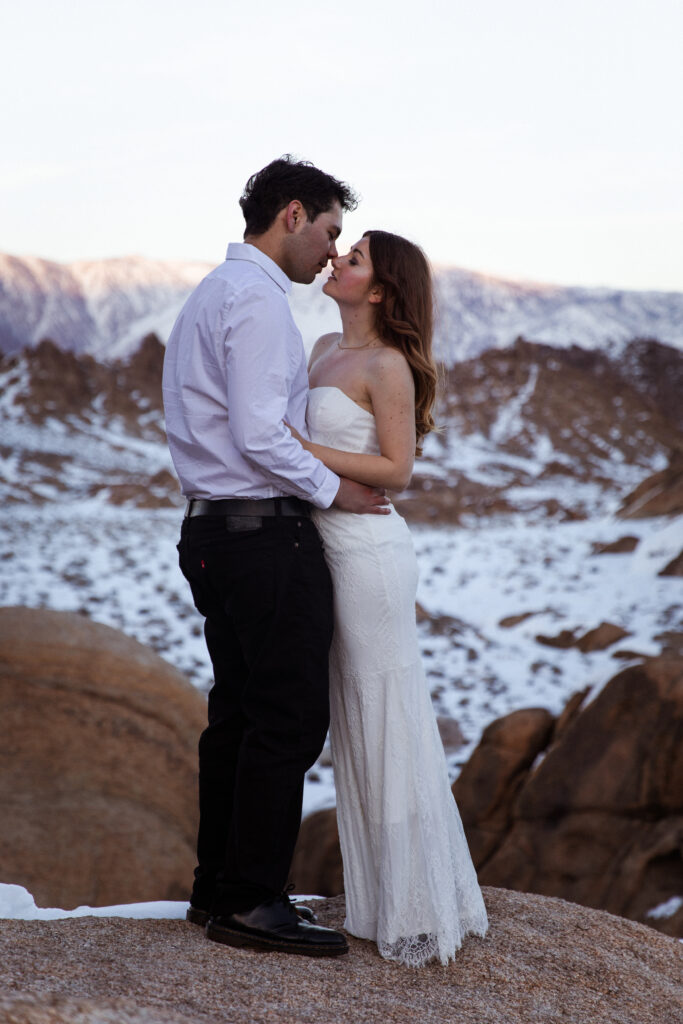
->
[378, 919, 488, 969]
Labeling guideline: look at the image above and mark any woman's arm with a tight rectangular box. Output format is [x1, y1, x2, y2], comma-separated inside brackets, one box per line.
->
[295, 349, 416, 491]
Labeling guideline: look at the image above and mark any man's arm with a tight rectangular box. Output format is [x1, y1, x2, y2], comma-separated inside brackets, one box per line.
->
[224, 288, 340, 508]
[303, 351, 415, 490]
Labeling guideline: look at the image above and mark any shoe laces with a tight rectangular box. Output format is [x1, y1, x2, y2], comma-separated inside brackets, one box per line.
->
[279, 883, 297, 908]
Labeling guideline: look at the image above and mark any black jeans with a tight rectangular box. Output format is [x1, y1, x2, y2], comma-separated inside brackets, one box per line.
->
[177, 512, 333, 915]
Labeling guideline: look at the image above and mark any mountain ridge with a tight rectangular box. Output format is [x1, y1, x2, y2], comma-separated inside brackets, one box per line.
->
[2, 251, 682, 366]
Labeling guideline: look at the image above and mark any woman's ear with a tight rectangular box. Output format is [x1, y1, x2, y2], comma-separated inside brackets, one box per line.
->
[369, 284, 384, 305]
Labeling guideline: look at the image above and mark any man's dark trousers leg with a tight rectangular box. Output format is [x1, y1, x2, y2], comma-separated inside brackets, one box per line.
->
[177, 511, 333, 915]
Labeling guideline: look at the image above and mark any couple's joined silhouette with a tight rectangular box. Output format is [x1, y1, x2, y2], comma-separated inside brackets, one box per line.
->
[162, 155, 487, 966]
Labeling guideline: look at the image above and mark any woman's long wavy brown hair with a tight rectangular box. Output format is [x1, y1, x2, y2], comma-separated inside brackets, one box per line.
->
[364, 230, 437, 455]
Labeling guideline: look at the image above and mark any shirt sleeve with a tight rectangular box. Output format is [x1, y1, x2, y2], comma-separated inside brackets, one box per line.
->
[222, 286, 340, 508]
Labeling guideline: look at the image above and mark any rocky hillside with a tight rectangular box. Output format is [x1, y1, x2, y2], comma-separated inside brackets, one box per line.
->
[1, 333, 681, 523]
[407, 335, 683, 523]
[0, 335, 177, 509]
[1, 332, 680, 769]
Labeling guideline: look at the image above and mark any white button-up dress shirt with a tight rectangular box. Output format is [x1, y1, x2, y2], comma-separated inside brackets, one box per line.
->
[162, 243, 340, 508]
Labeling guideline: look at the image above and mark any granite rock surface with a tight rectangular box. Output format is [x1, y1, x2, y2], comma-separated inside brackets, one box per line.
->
[0, 890, 680, 1024]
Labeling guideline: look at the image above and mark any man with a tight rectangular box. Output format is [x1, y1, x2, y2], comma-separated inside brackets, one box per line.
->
[162, 156, 388, 958]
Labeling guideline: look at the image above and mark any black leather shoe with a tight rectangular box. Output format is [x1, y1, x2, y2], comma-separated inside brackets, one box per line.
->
[187, 901, 317, 926]
[281, 883, 318, 922]
[205, 895, 348, 957]
[293, 902, 317, 923]
[186, 905, 210, 926]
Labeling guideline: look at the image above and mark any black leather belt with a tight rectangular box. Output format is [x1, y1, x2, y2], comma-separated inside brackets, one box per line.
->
[185, 497, 311, 518]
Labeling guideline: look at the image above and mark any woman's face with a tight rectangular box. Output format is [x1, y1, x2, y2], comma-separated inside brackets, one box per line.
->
[322, 236, 378, 306]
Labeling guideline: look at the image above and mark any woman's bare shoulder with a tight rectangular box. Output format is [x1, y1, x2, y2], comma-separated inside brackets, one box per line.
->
[308, 332, 340, 367]
[316, 332, 341, 350]
[367, 344, 413, 384]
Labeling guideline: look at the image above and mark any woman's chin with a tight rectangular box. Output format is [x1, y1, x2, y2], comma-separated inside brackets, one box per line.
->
[321, 279, 334, 296]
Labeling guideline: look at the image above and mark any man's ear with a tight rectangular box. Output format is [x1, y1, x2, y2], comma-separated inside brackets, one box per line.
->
[285, 200, 306, 233]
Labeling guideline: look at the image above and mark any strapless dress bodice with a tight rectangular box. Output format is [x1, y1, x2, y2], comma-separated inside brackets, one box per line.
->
[306, 386, 380, 456]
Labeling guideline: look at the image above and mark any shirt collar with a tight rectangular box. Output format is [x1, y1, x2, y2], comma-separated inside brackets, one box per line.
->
[225, 242, 292, 295]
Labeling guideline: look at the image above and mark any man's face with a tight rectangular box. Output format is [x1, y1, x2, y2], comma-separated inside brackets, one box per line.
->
[284, 201, 343, 284]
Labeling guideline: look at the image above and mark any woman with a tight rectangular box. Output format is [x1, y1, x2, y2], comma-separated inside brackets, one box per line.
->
[290, 230, 488, 967]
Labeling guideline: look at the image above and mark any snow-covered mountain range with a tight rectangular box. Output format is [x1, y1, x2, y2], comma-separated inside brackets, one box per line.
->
[1, 252, 682, 365]
[0, 254, 209, 362]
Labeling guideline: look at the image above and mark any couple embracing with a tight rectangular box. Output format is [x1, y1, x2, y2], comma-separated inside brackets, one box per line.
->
[162, 156, 488, 968]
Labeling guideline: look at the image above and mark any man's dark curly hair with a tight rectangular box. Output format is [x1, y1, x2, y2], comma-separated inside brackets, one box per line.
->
[239, 155, 359, 237]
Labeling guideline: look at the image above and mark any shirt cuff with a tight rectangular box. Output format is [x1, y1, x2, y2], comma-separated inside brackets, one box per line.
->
[308, 468, 340, 509]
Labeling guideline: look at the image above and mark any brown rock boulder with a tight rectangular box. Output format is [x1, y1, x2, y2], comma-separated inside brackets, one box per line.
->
[498, 610, 540, 628]
[288, 808, 343, 897]
[575, 621, 630, 652]
[591, 535, 640, 554]
[0, 607, 206, 909]
[535, 628, 578, 648]
[659, 548, 683, 577]
[470, 656, 683, 937]
[436, 714, 466, 751]
[618, 453, 683, 518]
[536, 622, 631, 652]
[552, 685, 591, 739]
[452, 708, 555, 866]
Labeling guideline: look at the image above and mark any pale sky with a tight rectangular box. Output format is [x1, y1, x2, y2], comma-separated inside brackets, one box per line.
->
[2, 0, 682, 290]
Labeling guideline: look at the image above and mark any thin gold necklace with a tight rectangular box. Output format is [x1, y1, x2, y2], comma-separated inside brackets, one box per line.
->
[337, 336, 380, 350]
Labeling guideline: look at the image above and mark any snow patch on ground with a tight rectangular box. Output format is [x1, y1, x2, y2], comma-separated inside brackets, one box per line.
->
[0, 883, 188, 921]
[0, 883, 322, 921]
[646, 896, 683, 920]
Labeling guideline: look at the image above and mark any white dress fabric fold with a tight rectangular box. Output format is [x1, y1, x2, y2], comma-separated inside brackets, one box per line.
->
[309, 386, 488, 967]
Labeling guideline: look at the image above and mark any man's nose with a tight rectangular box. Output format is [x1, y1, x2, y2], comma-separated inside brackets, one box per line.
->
[328, 241, 338, 258]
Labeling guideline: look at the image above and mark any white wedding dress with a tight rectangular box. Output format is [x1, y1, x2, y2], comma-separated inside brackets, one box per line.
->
[308, 386, 488, 967]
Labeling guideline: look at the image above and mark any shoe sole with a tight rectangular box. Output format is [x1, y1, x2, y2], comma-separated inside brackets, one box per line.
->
[187, 905, 316, 925]
[205, 922, 348, 958]
[186, 907, 210, 926]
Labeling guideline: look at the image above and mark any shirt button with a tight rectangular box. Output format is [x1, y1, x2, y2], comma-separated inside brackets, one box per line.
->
[294, 541, 299, 548]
